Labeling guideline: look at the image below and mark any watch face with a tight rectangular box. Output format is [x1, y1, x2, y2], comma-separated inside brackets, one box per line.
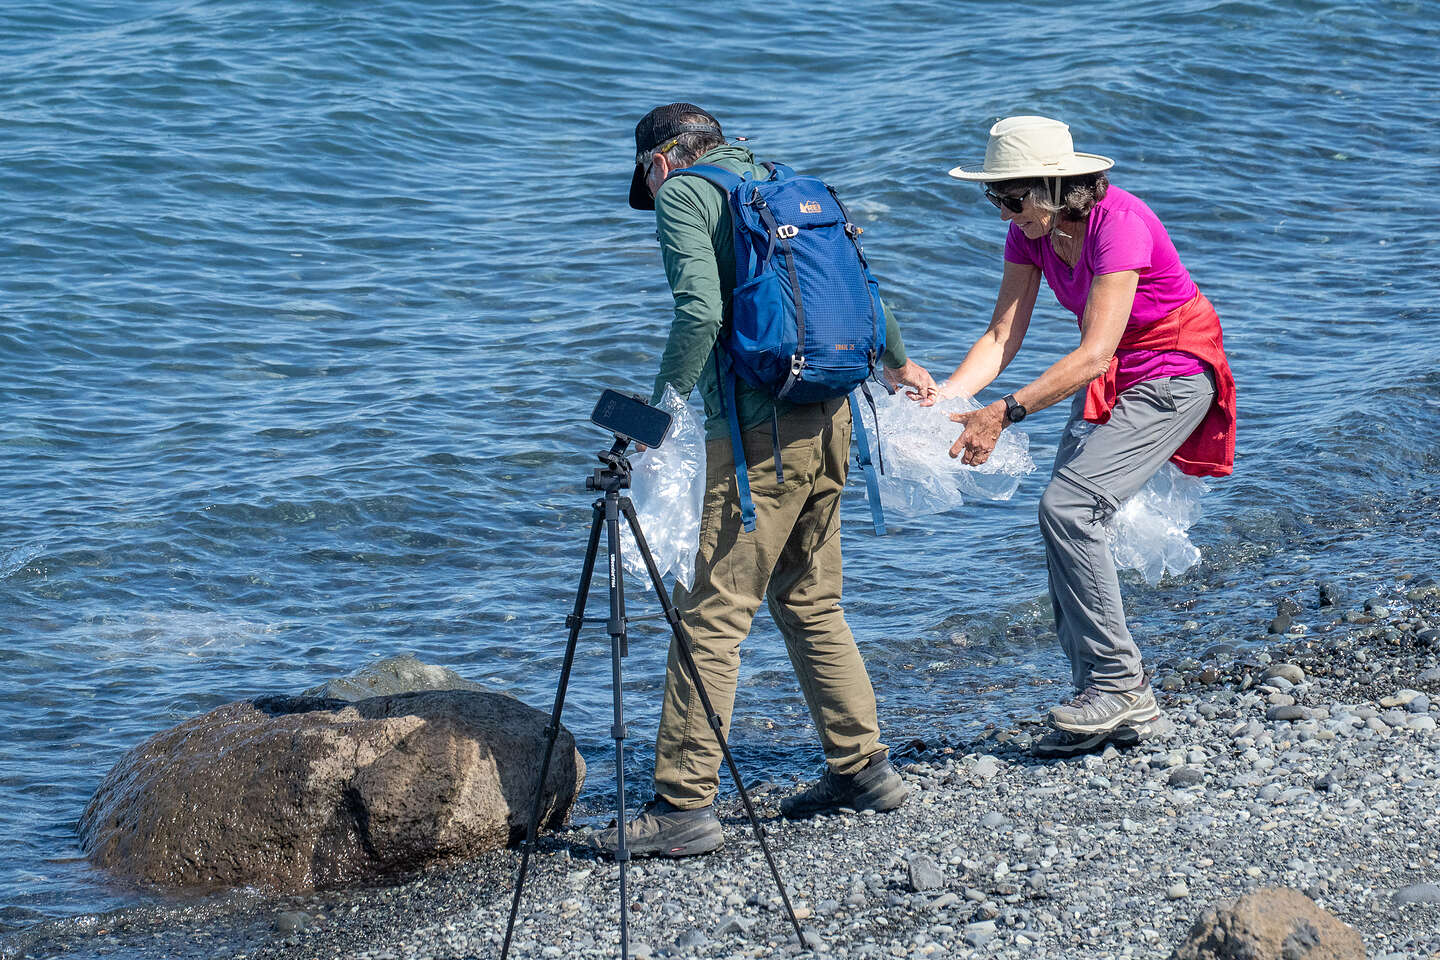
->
[1010, 403, 1026, 422]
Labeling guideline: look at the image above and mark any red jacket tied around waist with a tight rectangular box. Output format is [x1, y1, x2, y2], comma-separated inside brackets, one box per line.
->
[1082, 291, 1236, 478]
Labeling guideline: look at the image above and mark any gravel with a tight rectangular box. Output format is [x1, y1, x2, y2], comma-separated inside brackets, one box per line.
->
[7, 584, 1440, 960]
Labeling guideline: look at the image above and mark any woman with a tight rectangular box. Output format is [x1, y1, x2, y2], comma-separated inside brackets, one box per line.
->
[933, 115, 1236, 755]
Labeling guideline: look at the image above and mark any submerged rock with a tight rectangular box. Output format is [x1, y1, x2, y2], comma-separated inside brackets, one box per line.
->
[79, 689, 584, 891]
[303, 653, 489, 701]
[1276, 596, 1303, 618]
[1169, 886, 1363, 959]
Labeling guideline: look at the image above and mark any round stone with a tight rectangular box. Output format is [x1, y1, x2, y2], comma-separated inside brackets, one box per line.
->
[1169, 767, 1204, 788]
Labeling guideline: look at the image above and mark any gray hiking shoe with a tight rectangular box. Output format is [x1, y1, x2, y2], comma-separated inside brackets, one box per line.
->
[1049, 684, 1159, 735]
[1032, 709, 1167, 758]
[1031, 726, 1110, 758]
[780, 755, 909, 819]
[587, 797, 723, 859]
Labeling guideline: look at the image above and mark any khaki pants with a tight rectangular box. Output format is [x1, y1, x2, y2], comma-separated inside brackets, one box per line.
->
[652, 397, 885, 810]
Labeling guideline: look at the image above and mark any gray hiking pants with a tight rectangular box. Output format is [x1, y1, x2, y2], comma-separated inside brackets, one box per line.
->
[1040, 372, 1217, 693]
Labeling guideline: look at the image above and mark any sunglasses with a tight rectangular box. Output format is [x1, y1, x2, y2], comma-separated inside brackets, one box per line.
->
[637, 137, 682, 173]
[984, 189, 1027, 213]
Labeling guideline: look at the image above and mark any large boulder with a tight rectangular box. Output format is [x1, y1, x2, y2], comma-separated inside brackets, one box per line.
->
[1170, 887, 1364, 960]
[79, 689, 584, 891]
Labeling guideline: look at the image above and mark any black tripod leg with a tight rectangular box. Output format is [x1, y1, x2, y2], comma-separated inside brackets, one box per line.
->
[603, 490, 632, 959]
[619, 497, 808, 945]
[500, 502, 605, 960]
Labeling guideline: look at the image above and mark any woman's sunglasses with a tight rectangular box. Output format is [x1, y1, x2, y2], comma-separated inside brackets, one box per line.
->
[985, 189, 1027, 213]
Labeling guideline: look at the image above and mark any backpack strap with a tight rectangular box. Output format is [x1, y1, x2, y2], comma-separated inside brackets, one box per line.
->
[751, 198, 808, 399]
[859, 379, 886, 477]
[670, 163, 745, 193]
[691, 158, 806, 399]
[714, 351, 758, 533]
[675, 162, 768, 288]
[676, 161, 788, 527]
[848, 388, 887, 536]
[770, 408, 784, 484]
[829, 185, 883, 376]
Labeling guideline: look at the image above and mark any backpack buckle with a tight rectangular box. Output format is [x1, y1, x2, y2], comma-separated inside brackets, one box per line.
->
[775, 224, 799, 240]
[845, 223, 863, 237]
[790, 355, 805, 377]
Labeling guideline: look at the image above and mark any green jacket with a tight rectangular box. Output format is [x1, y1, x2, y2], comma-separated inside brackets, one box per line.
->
[649, 144, 909, 440]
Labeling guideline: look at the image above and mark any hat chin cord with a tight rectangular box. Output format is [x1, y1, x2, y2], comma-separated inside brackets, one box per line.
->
[1047, 176, 1074, 242]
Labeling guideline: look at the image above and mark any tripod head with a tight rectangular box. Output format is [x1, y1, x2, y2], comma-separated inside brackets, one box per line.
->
[586, 437, 633, 493]
[586, 389, 671, 494]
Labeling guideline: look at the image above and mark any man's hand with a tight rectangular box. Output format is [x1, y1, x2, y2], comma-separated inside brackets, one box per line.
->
[883, 359, 937, 401]
[948, 401, 1007, 466]
[918, 380, 958, 407]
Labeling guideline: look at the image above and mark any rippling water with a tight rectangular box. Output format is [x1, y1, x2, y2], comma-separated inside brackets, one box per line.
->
[2, 0, 1437, 931]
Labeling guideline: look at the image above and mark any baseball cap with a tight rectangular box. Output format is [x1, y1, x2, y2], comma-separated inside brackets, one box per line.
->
[628, 102, 723, 210]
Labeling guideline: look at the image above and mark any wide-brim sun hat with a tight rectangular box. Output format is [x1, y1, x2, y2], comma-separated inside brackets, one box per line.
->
[948, 116, 1114, 182]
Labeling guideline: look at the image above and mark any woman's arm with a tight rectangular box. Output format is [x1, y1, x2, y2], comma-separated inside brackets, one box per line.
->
[925, 261, 1042, 403]
[948, 269, 1139, 465]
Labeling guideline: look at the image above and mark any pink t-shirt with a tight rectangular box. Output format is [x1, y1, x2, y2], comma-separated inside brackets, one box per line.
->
[1004, 186, 1206, 392]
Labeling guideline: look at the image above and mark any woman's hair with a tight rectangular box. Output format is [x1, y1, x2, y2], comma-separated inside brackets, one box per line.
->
[995, 172, 1110, 221]
[658, 112, 726, 167]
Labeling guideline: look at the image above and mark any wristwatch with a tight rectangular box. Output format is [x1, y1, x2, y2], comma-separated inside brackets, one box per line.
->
[1002, 394, 1027, 424]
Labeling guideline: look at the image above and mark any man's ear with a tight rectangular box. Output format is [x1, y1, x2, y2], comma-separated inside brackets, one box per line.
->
[646, 152, 673, 196]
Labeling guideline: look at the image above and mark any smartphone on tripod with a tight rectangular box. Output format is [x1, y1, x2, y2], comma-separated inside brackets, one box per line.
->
[590, 389, 671, 449]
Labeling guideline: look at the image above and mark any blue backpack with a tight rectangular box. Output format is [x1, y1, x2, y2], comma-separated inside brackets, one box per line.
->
[673, 161, 889, 535]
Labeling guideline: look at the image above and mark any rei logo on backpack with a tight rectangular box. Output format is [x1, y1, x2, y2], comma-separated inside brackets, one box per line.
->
[673, 161, 889, 536]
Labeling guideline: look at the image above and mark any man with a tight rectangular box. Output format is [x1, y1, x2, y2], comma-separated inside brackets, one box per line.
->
[596, 103, 935, 858]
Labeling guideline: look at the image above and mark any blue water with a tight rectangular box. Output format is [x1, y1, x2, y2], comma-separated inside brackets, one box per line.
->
[2, 0, 1438, 933]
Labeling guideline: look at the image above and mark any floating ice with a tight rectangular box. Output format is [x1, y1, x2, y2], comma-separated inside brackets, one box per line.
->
[857, 390, 1036, 518]
[621, 385, 704, 589]
[1069, 420, 1210, 584]
[846, 198, 891, 220]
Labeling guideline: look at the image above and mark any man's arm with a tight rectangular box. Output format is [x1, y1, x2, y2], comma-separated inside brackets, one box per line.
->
[650, 182, 723, 404]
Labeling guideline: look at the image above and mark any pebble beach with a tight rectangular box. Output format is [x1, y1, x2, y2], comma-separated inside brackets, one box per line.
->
[8, 578, 1439, 960]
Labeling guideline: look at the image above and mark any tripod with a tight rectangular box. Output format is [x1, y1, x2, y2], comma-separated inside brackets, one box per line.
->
[500, 437, 807, 960]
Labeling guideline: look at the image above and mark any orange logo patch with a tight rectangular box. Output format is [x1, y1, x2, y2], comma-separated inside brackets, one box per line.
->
[799, 201, 822, 213]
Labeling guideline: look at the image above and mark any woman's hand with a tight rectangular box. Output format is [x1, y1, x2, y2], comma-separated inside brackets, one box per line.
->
[948, 401, 1007, 466]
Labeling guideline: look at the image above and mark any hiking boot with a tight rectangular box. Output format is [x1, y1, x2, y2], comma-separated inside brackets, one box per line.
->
[1049, 683, 1158, 735]
[586, 797, 723, 859]
[1115, 710, 1171, 744]
[779, 755, 909, 820]
[1031, 709, 1167, 758]
[1030, 726, 1110, 758]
